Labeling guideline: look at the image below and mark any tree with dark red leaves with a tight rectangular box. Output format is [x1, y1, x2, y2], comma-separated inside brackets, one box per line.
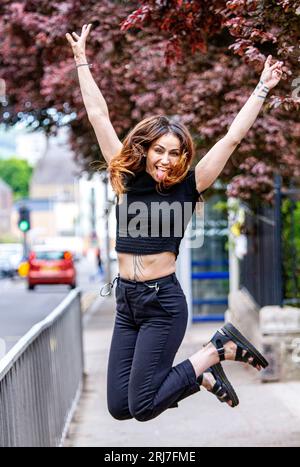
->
[0, 0, 300, 202]
[121, 0, 300, 202]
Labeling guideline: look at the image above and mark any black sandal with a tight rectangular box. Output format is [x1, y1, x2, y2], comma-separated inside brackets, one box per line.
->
[198, 363, 239, 408]
[209, 322, 269, 369]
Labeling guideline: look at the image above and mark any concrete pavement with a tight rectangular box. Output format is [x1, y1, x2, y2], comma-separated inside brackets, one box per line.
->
[64, 294, 300, 447]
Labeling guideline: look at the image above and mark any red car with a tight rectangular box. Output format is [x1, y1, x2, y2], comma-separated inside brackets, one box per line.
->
[27, 248, 77, 290]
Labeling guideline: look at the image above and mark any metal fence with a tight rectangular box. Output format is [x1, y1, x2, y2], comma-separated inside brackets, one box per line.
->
[281, 181, 300, 307]
[0, 289, 84, 447]
[240, 203, 282, 307]
[240, 175, 300, 308]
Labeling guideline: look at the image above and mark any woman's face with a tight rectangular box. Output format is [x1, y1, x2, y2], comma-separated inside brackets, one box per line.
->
[145, 133, 181, 181]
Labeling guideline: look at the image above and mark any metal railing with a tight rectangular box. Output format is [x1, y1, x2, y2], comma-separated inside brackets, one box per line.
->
[240, 203, 282, 307]
[240, 175, 300, 308]
[0, 289, 84, 447]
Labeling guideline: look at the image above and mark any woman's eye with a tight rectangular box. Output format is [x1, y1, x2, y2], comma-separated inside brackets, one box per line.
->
[155, 148, 179, 156]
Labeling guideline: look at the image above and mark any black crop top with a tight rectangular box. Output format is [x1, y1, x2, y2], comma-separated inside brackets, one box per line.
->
[115, 168, 202, 260]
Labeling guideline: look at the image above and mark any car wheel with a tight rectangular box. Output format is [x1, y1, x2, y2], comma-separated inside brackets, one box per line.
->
[28, 284, 35, 290]
[70, 283, 77, 289]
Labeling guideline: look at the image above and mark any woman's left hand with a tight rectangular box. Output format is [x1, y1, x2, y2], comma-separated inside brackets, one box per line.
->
[260, 55, 283, 90]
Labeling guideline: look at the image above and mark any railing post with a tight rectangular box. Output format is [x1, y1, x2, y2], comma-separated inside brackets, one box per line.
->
[274, 174, 283, 307]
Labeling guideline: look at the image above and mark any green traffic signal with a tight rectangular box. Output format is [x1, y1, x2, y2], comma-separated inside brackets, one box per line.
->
[19, 220, 30, 232]
[18, 206, 31, 232]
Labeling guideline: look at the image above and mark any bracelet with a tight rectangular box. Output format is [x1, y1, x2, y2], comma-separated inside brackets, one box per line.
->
[76, 63, 93, 69]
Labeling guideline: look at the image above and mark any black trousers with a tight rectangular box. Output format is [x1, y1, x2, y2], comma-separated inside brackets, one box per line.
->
[107, 272, 201, 422]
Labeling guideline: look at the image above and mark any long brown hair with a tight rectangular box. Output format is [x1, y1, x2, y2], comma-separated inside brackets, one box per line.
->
[95, 115, 196, 196]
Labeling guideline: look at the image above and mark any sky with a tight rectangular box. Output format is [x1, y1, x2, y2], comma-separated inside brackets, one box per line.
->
[0, 124, 51, 166]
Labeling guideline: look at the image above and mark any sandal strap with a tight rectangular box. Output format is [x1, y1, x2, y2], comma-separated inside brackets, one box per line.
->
[208, 330, 232, 363]
[236, 346, 252, 363]
[215, 337, 226, 362]
[251, 357, 260, 368]
[209, 330, 231, 362]
[221, 322, 269, 369]
[217, 345, 225, 362]
[241, 350, 252, 363]
[197, 374, 203, 387]
[235, 345, 244, 361]
[235, 346, 260, 368]
[211, 381, 230, 403]
[206, 364, 239, 407]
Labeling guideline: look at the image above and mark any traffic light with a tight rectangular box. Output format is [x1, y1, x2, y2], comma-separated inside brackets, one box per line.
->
[18, 206, 31, 232]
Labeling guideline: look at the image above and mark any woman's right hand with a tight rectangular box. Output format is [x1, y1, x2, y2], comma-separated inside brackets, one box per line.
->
[65, 24, 92, 60]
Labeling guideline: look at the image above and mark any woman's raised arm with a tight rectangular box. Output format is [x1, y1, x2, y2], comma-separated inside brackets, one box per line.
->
[66, 24, 122, 163]
[66, 24, 110, 118]
[195, 55, 284, 194]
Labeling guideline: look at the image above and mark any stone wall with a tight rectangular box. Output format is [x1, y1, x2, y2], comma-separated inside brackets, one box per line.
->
[260, 306, 300, 382]
[226, 291, 300, 382]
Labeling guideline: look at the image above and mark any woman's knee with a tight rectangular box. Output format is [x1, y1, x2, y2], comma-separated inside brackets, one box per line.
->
[129, 400, 154, 422]
[133, 410, 154, 422]
[107, 400, 133, 421]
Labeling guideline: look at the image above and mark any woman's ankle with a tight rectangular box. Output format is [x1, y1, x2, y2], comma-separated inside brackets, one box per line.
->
[189, 345, 219, 379]
[205, 339, 237, 362]
[202, 342, 221, 363]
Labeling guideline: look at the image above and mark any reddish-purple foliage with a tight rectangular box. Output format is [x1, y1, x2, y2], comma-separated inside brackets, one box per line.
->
[0, 0, 300, 203]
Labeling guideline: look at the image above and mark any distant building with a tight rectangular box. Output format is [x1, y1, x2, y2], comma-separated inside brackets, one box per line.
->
[7, 126, 116, 258]
[0, 178, 13, 234]
[78, 172, 117, 257]
[30, 131, 79, 200]
[26, 128, 80, 242]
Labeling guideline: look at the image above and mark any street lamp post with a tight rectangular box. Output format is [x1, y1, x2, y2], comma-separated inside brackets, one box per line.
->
[274, 174, 283, 307]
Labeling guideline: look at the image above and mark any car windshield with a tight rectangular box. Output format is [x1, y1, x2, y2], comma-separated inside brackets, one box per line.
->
[35, 251, 65, 261]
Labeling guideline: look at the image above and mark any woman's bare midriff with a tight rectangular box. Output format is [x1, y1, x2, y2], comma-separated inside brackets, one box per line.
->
[117, 251, 176, 281]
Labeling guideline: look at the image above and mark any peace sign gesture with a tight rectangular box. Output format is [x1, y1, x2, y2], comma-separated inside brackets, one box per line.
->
[260, 55, 283, 90]
[65, 24, 92, 59]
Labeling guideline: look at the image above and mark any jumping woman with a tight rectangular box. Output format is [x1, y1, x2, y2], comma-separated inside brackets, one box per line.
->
[66, 24, 283, 421]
